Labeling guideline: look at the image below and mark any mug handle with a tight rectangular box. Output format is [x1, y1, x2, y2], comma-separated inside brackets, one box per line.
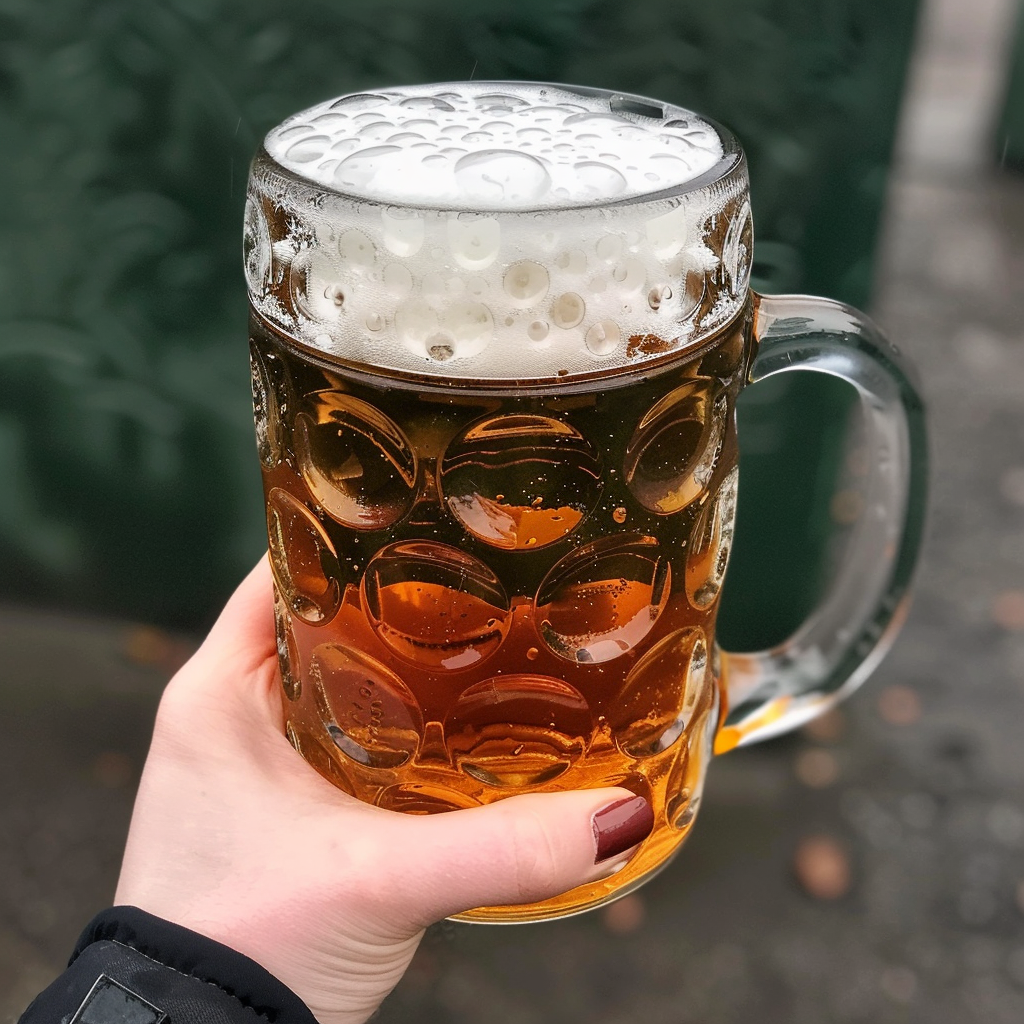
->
[714, 292, 928, 754]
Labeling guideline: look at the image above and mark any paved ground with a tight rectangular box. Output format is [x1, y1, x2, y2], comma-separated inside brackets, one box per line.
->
[4, 0, 1024, 1021]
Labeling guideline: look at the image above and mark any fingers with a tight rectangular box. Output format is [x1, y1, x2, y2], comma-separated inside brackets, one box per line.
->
[199, 554, 277, 672]
[159, 555, 279, 719]
[381, 788, 654, 925]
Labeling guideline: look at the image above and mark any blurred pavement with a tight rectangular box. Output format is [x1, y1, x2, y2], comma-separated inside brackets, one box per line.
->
[3, 0, 1024, 1020]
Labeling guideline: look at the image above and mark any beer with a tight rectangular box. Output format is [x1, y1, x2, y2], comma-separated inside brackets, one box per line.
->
[247, 82, 755, 920]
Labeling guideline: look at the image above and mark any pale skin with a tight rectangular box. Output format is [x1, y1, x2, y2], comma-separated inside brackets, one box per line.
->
[115, 557, 643, 1024]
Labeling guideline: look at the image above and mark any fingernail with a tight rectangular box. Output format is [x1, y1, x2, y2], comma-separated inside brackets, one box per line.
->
[592, 796, 654, 863]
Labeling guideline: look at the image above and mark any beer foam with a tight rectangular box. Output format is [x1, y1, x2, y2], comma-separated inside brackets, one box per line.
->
[265, 83, 725, 210]
[248, 83, 751, 381]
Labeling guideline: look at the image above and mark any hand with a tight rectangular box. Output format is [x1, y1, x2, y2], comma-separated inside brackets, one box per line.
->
[115, 557, 653, 1024]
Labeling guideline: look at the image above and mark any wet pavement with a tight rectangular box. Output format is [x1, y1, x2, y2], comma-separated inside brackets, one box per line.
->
[3, 0, 1024, 1020]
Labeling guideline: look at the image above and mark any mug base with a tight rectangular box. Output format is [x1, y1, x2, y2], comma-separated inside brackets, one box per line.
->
[448, 830, 687, 924]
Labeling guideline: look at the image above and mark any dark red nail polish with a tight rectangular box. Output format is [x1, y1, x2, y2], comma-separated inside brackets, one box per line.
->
[593, 796, 654, 863]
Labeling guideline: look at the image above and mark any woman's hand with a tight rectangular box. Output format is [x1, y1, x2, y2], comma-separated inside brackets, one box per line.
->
[115, 557, 652, 1024]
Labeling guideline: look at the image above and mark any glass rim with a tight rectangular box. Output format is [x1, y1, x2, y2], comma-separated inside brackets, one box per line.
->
[256, 80, 746, 217]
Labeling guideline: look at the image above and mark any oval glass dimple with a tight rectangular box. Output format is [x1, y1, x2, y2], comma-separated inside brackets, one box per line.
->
[446, 675, 590, 787]
[686, 466, 739, 609]
[376, 784, 480, 814]
[242, 198, 272, 296]
[310, 643, 422, 769]
[361, 541, 511, 670]
[535, 534, 671, 664]
[503, 261, 550, 306]
[285, 721, 358, 795]
[250, 343, 285, 469]
[295, 391, 418, 531]
[274, 594, 302, 701]
[439, 415, 602, 551]
[267, 487, 342, 626]
[624, 379, 727, 515]
[609, 628, 709, 757]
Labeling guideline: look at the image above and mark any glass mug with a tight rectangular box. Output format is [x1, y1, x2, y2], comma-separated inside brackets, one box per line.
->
[244, 82, 926, 923]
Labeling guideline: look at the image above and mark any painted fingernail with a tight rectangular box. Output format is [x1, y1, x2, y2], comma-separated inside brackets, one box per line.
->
[593, 796, 654, 863]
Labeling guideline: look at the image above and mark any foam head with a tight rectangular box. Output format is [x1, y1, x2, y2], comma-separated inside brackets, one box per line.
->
[247, 82, 751, 382]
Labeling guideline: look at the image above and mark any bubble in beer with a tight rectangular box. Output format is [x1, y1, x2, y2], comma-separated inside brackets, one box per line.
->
[536, 535, 671, 664]
[294, 391, 418, 530]
[609, 628, 709, 757]
[446, 675, 590, 787]
[311, 643, 422, 768]
[274, 597, 302, 701]
[503, 261, 550, 305]
[585, 319, 621, 356]
[361, 541, 511, 670]
[624, 380, 726, 514]
[267, 487, 342, 626]
[439, 415, 602, 550]
[686, 466, 738, 609]
[453, 149, 551, 204]
[380, 207, 424, 257]
[447, 215, 501, 270]
[242, 198, 271, 296]
[551, 292, 585, 329]
[365, 312, 385, 332]
[285, 134, 330, 163]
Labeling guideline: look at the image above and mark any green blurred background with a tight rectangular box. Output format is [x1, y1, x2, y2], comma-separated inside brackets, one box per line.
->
[0, 0, 922, 646]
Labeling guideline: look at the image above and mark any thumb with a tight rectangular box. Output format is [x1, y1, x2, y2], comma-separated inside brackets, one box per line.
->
[389, 788, 654, 925]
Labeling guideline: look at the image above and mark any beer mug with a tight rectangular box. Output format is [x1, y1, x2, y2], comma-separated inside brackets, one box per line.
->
[244, 83, 926, 923]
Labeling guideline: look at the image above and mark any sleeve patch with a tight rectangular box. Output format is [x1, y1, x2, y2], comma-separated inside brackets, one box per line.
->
[70, 975, 168, 1024]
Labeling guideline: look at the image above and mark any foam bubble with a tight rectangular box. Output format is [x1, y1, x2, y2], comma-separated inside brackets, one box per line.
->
[265, 83, 724, 211]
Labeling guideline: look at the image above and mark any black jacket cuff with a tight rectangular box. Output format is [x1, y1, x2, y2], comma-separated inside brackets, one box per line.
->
[19, 906, 318, 1024]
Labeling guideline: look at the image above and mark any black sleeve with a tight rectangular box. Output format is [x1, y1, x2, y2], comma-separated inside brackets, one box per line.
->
[18, 906, 319, 1024]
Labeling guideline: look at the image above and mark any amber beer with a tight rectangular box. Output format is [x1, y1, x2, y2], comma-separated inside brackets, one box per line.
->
[247, 81, 758, 920]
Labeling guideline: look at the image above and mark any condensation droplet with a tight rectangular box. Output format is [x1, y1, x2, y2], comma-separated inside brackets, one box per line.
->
[365, 312, 384, 332]
[613, 506, 627, 524]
